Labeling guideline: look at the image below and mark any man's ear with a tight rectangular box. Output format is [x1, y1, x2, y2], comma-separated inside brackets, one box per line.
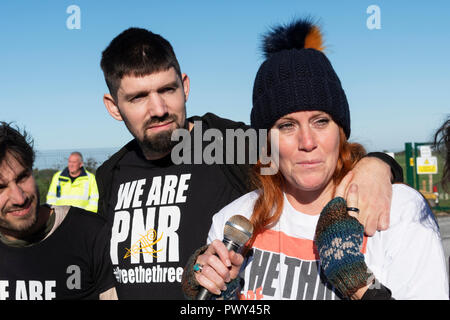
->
[181, 73, 190, 102]
[103, 94, 123, 121]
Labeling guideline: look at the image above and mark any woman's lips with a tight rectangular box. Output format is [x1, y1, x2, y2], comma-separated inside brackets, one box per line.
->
[296, 160, 323, 168]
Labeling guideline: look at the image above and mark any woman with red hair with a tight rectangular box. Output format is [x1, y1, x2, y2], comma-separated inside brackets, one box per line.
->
[182, 19, 448, 300]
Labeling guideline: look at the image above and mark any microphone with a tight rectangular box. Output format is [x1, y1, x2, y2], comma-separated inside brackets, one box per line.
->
[196, 215, 254, 300]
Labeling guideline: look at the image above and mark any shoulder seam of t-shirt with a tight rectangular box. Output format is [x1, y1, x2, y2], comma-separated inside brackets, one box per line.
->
[45, 205, 71, 240]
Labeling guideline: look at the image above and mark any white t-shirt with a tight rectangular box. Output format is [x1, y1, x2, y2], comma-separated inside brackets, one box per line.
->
[207, 184, 449, 300]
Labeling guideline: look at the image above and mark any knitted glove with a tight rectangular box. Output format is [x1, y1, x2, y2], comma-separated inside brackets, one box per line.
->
[181, 244, 209, 300]
[314, 197, 372, 299]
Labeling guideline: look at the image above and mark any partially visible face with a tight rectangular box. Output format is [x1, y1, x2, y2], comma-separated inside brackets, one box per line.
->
[0, 152, 39, 237]
[112, 68, 189, 157]
[68, 154, 83, 176]
[272, 110, 340, 194]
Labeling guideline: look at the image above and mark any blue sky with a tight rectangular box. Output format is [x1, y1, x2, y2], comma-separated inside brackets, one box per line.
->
[0, 0, 449, 153]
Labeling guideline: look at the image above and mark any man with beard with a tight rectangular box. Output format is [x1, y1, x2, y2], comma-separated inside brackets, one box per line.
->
[0, 122, 117, 300]
[96, 28, 403, 299]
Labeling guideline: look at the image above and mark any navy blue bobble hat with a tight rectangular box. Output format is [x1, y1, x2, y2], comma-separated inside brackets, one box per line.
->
[250, 18, 351, 138]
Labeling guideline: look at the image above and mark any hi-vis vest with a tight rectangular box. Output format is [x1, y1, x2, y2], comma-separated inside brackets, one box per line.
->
[46, 167, 99, 213]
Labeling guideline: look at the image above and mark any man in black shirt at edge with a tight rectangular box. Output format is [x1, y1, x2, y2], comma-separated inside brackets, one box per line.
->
[96, 28, 403, 299]
[0, 122, 117, 300]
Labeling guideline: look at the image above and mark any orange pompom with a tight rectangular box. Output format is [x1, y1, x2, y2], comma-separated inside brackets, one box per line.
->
[304, 26, 325, 52]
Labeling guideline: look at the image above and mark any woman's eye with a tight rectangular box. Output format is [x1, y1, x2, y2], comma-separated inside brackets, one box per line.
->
[278, 122, 294, 130]
[314, 118, 330, 127]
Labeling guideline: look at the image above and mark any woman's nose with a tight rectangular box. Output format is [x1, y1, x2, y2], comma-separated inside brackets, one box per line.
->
[298, 127, 317, 152]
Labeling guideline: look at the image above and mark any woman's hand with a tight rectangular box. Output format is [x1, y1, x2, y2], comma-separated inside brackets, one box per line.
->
[315, 182, 371, 299]
[194, 240, 244, 296]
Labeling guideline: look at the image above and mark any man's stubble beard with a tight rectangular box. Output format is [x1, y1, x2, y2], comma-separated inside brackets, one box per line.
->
[142, 125, 178, 155]
[121, 109, 187, 159]
[0, 187, 40, 237]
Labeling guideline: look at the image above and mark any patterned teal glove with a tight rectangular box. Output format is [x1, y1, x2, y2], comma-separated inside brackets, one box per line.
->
[314, 197, 372, 298]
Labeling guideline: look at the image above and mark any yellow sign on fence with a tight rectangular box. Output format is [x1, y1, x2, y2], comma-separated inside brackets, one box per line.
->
[416, 156, 438, 174]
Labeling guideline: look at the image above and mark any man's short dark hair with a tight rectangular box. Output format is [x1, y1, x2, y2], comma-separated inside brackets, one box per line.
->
[0, 122, 35, 170]
[100, 27, 182, 100]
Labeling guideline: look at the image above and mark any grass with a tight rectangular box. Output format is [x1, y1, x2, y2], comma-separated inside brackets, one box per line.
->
[34, 168, 58, 204]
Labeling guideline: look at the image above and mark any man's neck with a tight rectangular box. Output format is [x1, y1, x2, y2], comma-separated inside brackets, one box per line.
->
[141, 147, 171, 161]
[69, 171, 82, 178]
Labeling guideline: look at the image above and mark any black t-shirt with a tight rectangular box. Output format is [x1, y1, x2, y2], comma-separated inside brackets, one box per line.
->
[106, 122, 244, 299]
[0, 207, 115, 300]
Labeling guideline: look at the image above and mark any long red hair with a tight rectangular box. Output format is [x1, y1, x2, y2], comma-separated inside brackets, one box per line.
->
[248, 128, 366, 244]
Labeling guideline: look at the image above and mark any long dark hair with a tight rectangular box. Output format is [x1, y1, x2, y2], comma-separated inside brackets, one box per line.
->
[434, 117, 450, 191]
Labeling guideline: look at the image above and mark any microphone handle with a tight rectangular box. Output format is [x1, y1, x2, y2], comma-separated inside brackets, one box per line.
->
[196, 286, 211, 300]
[196, 238, 241, 300]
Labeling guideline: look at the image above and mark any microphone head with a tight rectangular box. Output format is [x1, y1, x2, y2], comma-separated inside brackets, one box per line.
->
[223, 215, 254, 247]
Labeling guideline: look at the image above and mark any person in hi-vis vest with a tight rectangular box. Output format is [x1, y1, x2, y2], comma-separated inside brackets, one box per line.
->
[46, 152, 99, 212]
